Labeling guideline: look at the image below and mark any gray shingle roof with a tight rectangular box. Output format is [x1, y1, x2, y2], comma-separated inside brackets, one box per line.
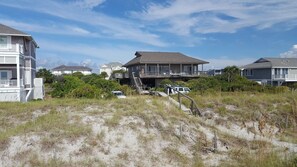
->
[242, 58, 297, 69]
[52, 65, 92, 71]
[0, 24, 30, 36]
[0, 24, 38, 47]
[123, 51, 209, 67]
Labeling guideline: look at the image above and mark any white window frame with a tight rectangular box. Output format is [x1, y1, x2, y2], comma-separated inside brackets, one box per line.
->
[0, 36, 12, 50]
[245, 69, 253, 76]
[0, 70, 12, 80]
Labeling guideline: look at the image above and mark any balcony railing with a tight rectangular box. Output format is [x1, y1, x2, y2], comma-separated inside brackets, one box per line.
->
[272, 74, 297, 81]
[138, 71, 207, 77]
[0, 43, 24, 54]
[0, 79, 23, 88]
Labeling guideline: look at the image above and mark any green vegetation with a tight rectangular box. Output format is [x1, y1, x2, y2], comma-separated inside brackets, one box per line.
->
[36, 68, 55, 84]
[35, 68, 134, 99]
[158, 66, 294, 94]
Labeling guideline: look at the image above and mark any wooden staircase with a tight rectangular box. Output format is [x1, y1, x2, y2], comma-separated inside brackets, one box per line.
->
[131, 72, 149, 94]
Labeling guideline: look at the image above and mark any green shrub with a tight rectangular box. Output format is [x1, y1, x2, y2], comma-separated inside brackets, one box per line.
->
[69, 84, 103, 99]
[159, 79, 173, 88]
[72, 72, 84, 79]
[88, 78, 121, 92]
[119, 85, 135, 96]
[36, 68, 54, 84]
[51, 76, 84, 97]
[188, 77, 220, 93]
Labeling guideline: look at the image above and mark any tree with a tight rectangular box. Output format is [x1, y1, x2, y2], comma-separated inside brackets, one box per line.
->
[222, 66, 241, 82]
[99, 71, 108, 79]
[36, 68, 54, 84]
[72, 72, 84, 79]
[51, 75, 84, 97]
[159, 79, 173, 87]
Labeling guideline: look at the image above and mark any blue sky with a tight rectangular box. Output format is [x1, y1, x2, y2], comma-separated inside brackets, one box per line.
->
[1, 0, 297, 71]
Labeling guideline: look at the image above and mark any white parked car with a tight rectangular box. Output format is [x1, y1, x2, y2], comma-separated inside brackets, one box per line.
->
[173, 86, 191, 94]
[112, 91, 126, 99]
[165, 86, 191, 95]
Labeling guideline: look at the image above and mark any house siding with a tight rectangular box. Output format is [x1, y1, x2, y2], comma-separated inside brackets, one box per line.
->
[289, 68, 297, 75]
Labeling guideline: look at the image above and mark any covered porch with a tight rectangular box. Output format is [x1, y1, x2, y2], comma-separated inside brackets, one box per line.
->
[135, 63, 206, 78]
[0, 64, 24, 88]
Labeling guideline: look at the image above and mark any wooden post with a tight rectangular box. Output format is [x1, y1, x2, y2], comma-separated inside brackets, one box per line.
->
[179, 124, 183, 141]
[213, 131, 218, 153]
[178, 92, 181, 109]
[191, 101, 194, 115]
[286, 114, 289, 129]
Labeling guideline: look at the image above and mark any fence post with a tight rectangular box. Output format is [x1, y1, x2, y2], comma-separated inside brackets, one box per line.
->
[191, 101, 194, 115]
[178, 92, 181, 109]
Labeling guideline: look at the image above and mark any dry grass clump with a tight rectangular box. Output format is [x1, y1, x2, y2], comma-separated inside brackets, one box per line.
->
[0, 109, 92, 146]
[186, 92, 297, 141]
[222, 150, 297, 167]
[164, 147, 190, 166]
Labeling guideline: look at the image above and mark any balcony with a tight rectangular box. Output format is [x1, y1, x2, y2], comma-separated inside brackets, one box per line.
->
[272, 74, 297, 81]
[0, 44, 24, 64]
[0, 43, 24, 54]
[138, 70, 207, 78]
[0, 79, 23, 88]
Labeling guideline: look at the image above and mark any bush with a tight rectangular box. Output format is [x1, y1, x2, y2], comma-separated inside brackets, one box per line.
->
[89, 78, 121, 92]
[119, 85, 135, 96]
[188, 77, 220, 93]
[36, 68, 54, 84]
[51, 76, 84, 97]
[69, 84, 103, 99]
[72, 72, 84, 79]
[159, 79, 173, 88]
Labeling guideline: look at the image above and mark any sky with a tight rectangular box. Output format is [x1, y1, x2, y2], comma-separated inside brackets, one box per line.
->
[1, 0, 297, 72]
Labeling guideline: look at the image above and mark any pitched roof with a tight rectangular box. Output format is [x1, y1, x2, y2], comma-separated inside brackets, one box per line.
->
[242, 58, 297, 69]
[0, 24, 29, 36]
[0, 24, 38, 47]
[123, 51, 209, 67]
[52, 65, 92, 71]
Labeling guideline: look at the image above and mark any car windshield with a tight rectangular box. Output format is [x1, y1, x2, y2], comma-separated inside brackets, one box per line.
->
[113, 92, 123, 96]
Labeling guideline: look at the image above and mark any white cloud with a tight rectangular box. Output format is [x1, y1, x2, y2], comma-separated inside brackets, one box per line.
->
[36, 39, 152, 66]
[204, 57, 255, 70]
[132, 0, 297, 35]
[280, 45, 297, 58]
[0, 0, 167, 47]
[0, 19, 100, 37]
[75, 0, 105, 9]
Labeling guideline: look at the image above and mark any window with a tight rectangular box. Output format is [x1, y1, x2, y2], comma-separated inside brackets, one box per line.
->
[0, 36, 7, 49]
[0, 36, 11, 49]
[159, 65, 169, 75]
[148, 65, 157, 72]
[244, 69, 253, 76]
[283, 68, 288, 75]
[0, 71, 8, 80]
[275, 68, 281, 75]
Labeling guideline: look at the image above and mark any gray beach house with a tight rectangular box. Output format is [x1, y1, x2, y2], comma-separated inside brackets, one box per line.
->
[0, 24, 44, 102]
[241, 57, 297, 86]
[123, 51, 209, 87]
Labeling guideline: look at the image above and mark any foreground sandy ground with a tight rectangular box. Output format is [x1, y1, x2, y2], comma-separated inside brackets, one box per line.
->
[0, 96, 296, 167]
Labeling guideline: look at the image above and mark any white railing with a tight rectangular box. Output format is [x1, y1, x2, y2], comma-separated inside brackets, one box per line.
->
[272, 74, 297, 81]
[0, 43, 23, 54]
[0, 80, 17, 87]
[0, 79, 23, 88]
